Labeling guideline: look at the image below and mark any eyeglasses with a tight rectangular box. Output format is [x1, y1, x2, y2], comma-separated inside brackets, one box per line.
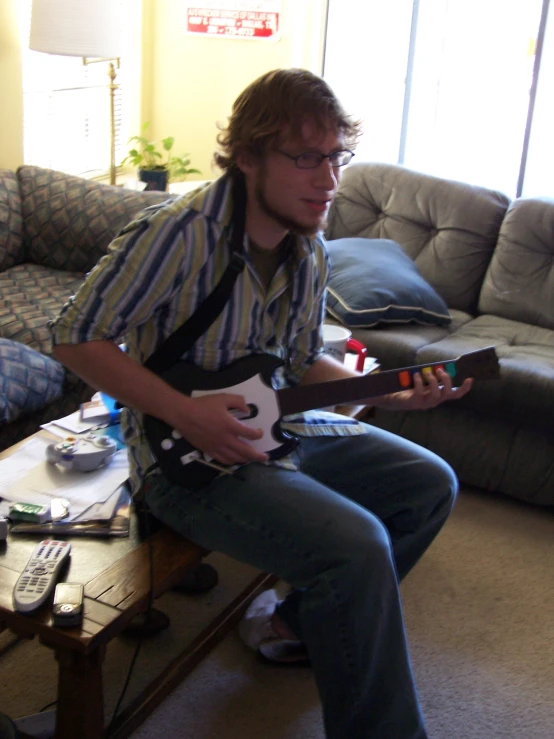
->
[276, 149, 355, 169]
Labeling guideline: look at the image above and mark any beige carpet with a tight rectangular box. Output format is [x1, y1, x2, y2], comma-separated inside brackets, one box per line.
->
[1, 487, 553, 738]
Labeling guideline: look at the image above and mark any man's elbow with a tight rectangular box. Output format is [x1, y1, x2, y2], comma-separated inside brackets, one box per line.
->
[51, 342, 89, 368]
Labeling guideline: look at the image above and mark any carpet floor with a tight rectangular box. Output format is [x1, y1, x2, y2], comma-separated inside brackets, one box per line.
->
[1, 486, 553, 738]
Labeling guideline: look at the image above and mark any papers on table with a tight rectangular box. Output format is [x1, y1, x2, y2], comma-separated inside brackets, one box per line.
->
[41, 409, 99, 437]
[41, 392, 122, 438]
[0, 436, 129, 522]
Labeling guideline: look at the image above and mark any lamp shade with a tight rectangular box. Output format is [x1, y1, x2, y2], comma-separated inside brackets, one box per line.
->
[29, 0, 122, 58]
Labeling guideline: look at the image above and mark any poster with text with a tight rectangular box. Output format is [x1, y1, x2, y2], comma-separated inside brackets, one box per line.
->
[186, 1, 281, 40]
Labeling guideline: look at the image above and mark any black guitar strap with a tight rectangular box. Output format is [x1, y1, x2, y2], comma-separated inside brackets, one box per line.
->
[144, 175, 247, 376]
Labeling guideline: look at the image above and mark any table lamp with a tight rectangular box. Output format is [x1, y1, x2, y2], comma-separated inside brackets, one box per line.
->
[29, 0, 123, 185]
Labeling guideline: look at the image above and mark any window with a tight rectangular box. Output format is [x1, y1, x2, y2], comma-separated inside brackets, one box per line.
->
[324, 0, 552, 198]
[19, 0, 132, 179]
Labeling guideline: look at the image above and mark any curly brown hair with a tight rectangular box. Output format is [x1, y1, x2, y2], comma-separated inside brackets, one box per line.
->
[214, 68, 361, 173]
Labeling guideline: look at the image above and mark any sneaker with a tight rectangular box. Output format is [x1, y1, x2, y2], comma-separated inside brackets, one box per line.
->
[258, 639, 311, 666]
[238, 589, 310, 666]
[238, 588, 281, 650]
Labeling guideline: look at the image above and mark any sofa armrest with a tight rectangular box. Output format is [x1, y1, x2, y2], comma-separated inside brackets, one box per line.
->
[0, 169, 24, 273]
[17, 166, 173, 273]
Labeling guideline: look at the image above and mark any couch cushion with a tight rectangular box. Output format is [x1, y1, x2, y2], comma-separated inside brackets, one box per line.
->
[326, 163, 510, 313]
[326, 237, 452, 329]
[0, 339, 65, 424]
[413, 315, 554, 430]
[0, 169, 24, 272]
[0, 264, 84, 355]
[371, 403, 554, 507]
[478, 197, 554, 330]
[17, 166, 173, 273]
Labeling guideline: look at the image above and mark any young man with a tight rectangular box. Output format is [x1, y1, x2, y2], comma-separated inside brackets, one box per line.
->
[51, 69, 472, 738]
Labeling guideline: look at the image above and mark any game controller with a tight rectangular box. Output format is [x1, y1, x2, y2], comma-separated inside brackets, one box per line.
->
[46, 434, 117, 472]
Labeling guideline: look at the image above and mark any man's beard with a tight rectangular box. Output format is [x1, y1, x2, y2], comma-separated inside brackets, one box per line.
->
[254, 178, 327, 238]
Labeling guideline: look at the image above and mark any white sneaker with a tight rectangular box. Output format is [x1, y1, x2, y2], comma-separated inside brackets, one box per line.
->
[238, 588, 281, 650]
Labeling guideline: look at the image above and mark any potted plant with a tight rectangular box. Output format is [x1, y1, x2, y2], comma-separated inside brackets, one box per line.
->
[122, 122, 201, 191]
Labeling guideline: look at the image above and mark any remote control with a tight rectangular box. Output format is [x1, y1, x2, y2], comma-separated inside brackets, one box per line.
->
[53, 582, 84, 628]
[13, 540, 72, 614]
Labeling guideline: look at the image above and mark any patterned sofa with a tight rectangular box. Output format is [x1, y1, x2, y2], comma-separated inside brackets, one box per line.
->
[325, 162, 554, 507]
[0, 166, 171, 451]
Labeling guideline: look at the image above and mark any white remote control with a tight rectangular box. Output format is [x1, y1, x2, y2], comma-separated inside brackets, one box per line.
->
[13, 539, 72, 614]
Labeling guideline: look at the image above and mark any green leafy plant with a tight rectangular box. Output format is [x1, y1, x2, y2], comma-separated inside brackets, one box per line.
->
[122, 122, 201, 181]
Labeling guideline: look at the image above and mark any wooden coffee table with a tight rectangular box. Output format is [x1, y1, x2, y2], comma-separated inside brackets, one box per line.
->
[0, 435, 274, 738]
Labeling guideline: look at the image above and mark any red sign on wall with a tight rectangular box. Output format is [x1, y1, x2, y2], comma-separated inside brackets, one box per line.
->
[187, 6, 280, 40]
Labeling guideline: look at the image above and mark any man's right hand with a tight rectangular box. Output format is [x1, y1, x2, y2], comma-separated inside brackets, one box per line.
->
[52, 341, 269, 467]
[167, 393, 269, 466]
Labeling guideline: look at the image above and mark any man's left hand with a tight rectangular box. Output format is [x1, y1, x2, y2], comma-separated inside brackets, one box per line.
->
[377, 368, 473, 412]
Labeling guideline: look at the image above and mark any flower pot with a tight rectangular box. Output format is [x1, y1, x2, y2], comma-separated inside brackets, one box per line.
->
[139, 168, 168, 191]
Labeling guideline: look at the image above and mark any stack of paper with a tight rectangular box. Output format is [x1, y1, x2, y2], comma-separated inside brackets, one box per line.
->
[0, 436, 129, 523]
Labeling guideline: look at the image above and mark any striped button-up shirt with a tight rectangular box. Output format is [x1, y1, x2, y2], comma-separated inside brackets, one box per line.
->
[50, 175, 367, 493]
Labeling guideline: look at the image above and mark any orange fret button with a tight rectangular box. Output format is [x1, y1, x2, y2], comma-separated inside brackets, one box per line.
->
[398, 370, 411, 387]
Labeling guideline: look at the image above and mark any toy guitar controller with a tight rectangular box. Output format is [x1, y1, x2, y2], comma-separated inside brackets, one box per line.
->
[46, 434, 117, 472]
[144, 346, 501, 488]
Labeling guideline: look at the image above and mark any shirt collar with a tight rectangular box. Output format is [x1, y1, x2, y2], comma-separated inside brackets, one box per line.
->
[185, 174, 235, 231]
[186, 173, 323, 262]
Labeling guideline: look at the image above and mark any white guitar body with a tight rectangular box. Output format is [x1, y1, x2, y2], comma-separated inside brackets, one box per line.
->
[192, 373, 282, 453]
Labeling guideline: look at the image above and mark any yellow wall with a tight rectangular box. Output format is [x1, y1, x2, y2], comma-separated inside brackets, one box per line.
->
[138, 0, 328, 179]
[0, 0, 328, 175]
[0, 0, 24, 168]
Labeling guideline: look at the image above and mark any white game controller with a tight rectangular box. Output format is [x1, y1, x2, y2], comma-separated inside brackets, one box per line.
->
[46, 434, 117, 472]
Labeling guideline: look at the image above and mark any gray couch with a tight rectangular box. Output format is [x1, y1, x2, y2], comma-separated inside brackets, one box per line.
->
[0, 166, 170, 451]
[325, 162, 554, 507]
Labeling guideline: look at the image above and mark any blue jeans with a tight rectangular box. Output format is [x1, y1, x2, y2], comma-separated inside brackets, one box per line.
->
[142, 424, 457, 739]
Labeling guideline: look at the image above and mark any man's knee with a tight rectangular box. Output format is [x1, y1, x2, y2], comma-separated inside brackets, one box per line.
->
[425, 454, 458, 514]
[323, 510, 395, 575]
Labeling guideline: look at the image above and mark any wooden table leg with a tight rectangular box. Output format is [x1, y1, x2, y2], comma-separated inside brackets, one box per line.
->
[54, 645, 106, 739]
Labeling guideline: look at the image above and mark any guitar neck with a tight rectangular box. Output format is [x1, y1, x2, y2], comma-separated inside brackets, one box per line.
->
[277, 357, 469, 416]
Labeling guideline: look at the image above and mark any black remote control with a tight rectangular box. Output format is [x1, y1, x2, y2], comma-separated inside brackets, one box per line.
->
[53, 582, 84, 627]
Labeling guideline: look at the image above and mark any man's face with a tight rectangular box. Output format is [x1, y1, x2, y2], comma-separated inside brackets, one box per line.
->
[243, 124, 346, 238]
